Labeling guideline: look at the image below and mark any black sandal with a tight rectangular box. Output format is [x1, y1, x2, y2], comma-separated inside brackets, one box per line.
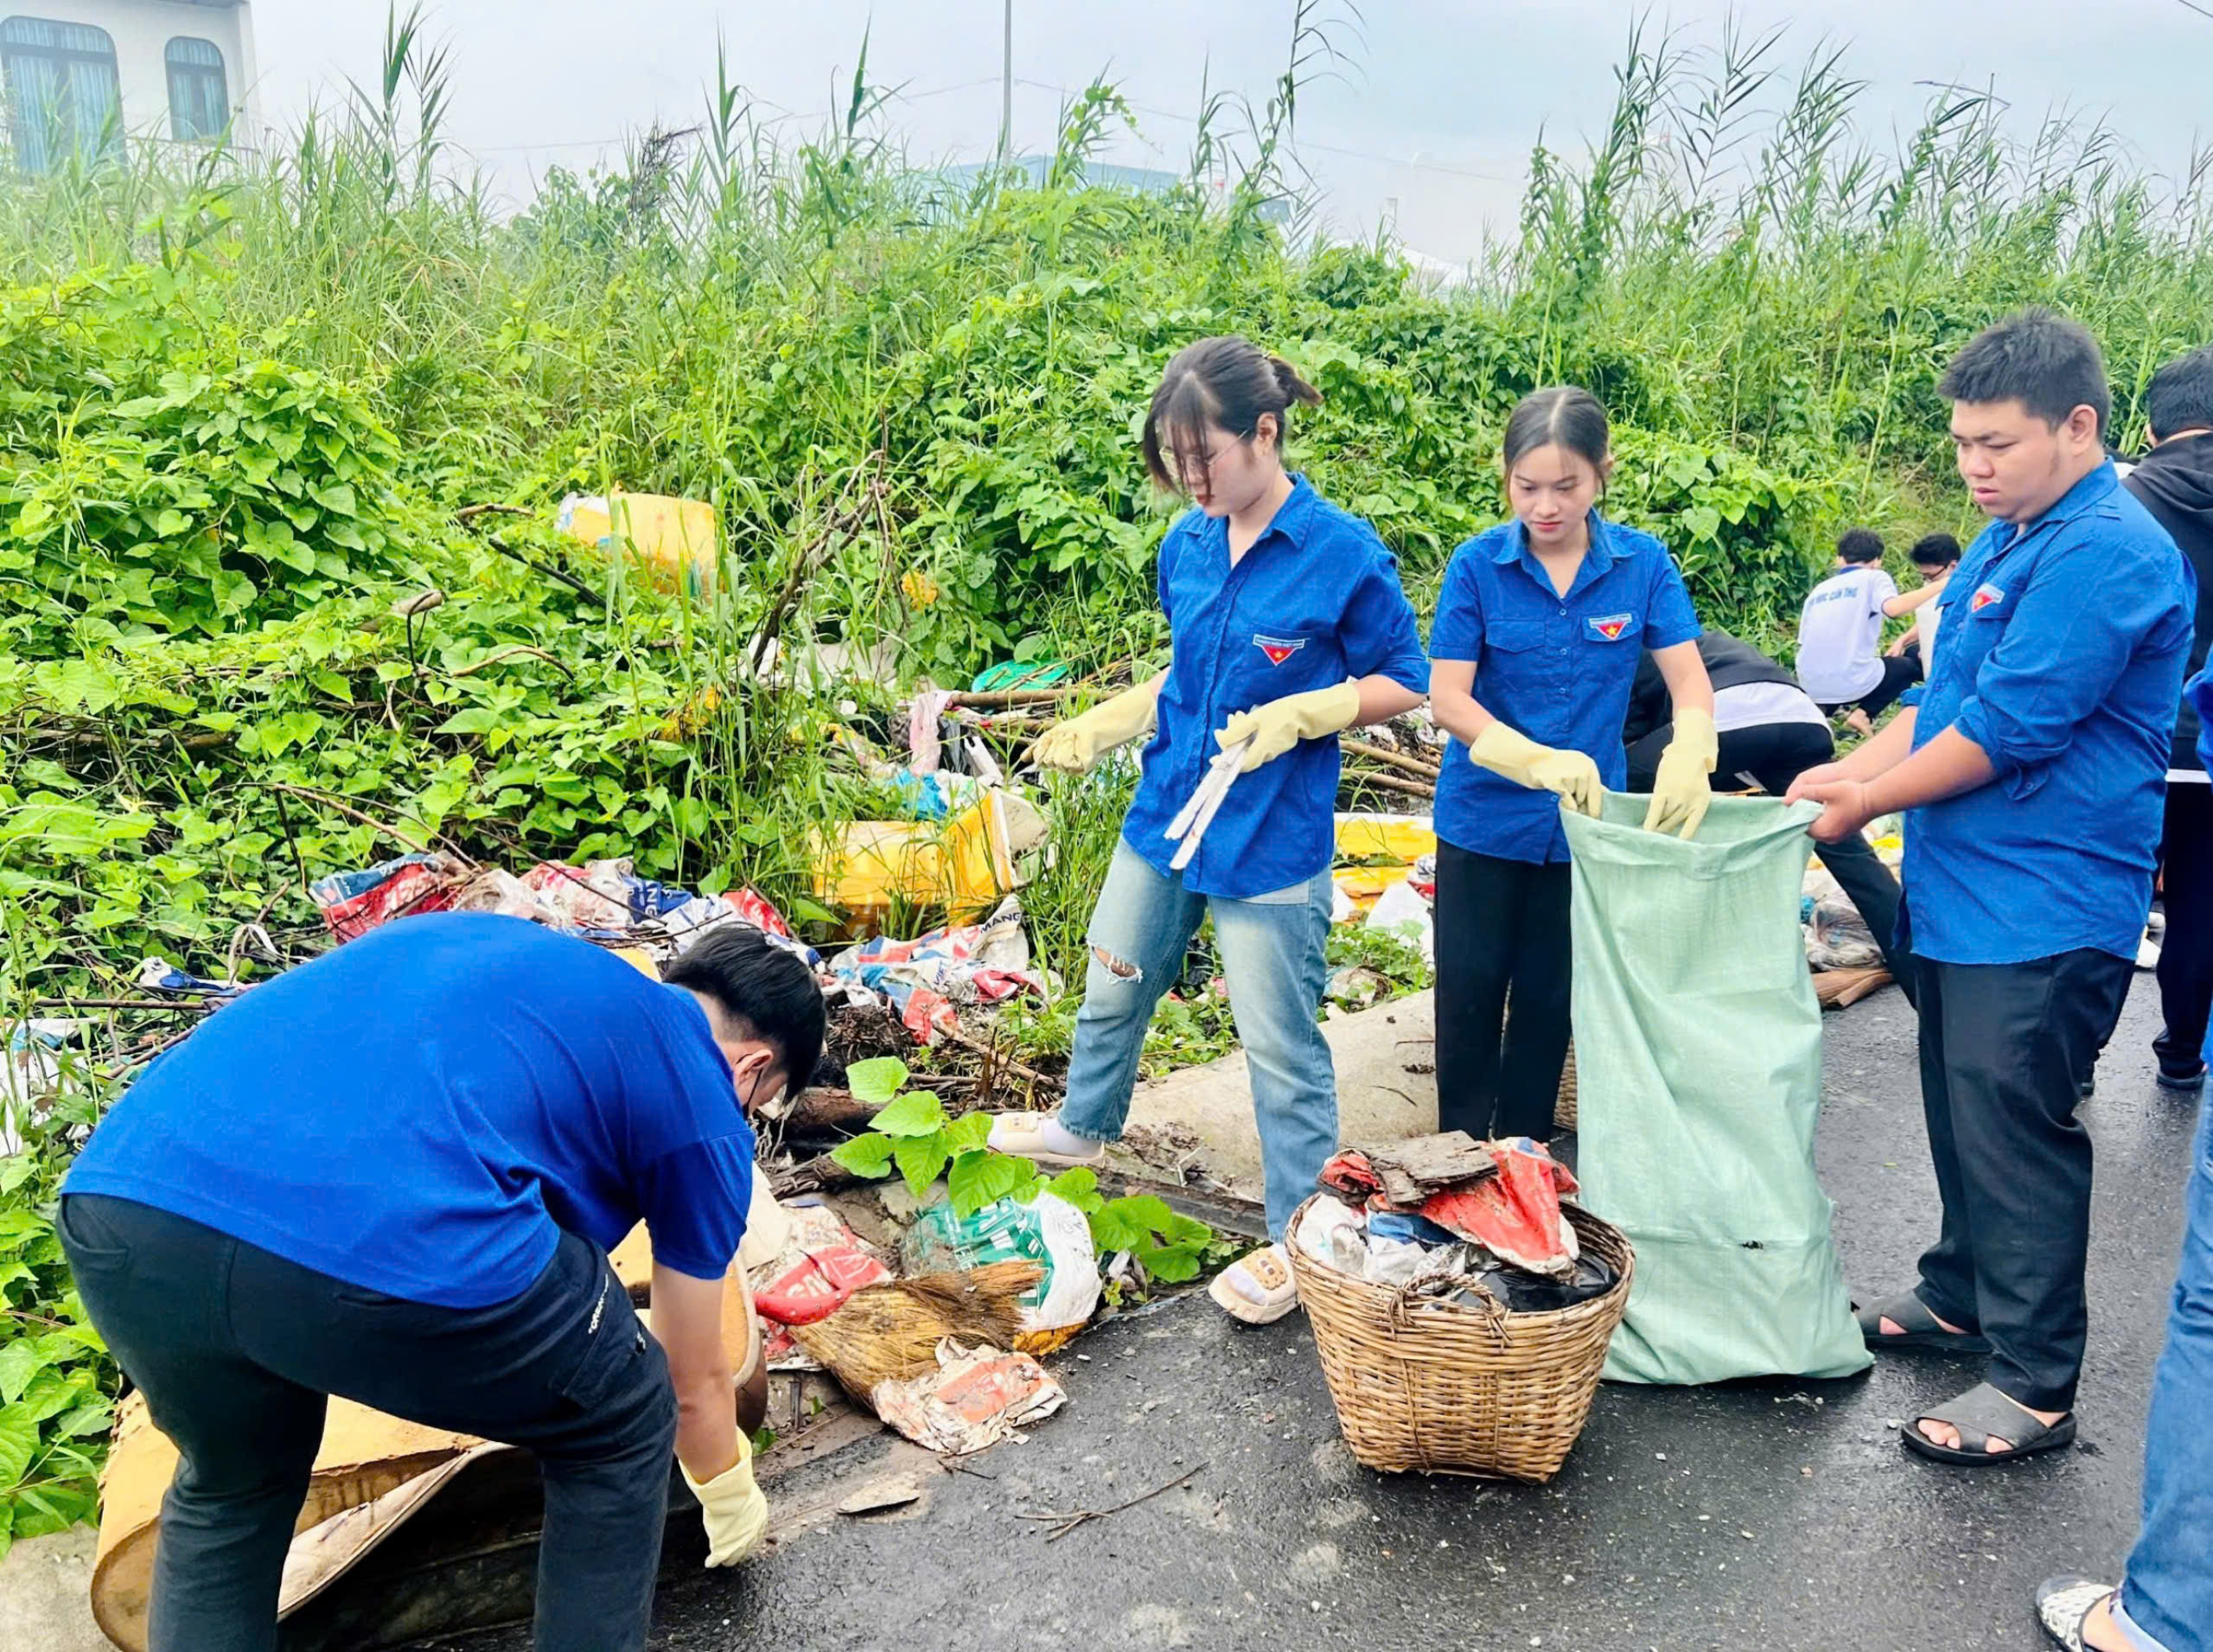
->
[1903, 1381, 2076, 1466]
[1853, 1290, 1990, 1355]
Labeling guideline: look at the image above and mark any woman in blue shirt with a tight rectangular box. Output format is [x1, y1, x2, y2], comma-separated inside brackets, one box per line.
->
[991, 335, 1431, 1323]
[1429, 386, 1717, 1140]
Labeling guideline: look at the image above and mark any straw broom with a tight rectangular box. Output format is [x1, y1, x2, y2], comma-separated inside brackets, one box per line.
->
[792, 1260, 1043, 1400]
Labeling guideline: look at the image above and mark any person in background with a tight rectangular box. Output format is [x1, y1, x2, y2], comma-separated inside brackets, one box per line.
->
[987, 335, 1431, 1326]
[1886, 533, 1962, 681]
[2126, 346, 2213, 1094]
[58, 915, 824, 1652]
[1428, 385, 1716, 1143]
[2032, 665, 2213, 1652]
[1623, 627, 1911, 995]
[1790, 309, 2192, 1469]
[1795, 527, 1933, 734]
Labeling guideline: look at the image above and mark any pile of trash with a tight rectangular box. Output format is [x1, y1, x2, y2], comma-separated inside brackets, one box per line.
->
[1799, 815, 1904, 973]
[303, 842, 1060, 1060]
[1292, 1132, 1617, 1314]
[309, 851, 820, 970]
[642, 1173, 1094, 1454]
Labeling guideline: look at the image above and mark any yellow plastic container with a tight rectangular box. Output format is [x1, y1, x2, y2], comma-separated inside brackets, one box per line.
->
[812, 791, 1036, 929]
[1332, 864, 1414, 912]
[558, 490, 719, 600]
[1335, 813, 1436, 864]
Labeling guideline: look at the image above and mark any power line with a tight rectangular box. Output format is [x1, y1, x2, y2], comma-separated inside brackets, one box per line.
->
[2172, 0, 2213, 22]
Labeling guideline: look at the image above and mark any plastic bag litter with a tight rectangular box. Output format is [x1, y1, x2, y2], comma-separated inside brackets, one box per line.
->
[311, 853, 469, 941]
[749, 1206, 894, 1327]
[1293, 1198, 1371, 1277]
[1438, 1253, 1619, 1315]
[1802, 866, 1883, 971]
[902, 1193, 1100, 1347]
[870, 1339, 1066, 1453]
[826, 896, 1049, 1042]
[1364, 879, 1435, 964]
[1418, 1139, 1581, 1278]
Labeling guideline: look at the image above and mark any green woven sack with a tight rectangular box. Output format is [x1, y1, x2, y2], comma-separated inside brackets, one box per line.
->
[1562, 793, 1872, 1385]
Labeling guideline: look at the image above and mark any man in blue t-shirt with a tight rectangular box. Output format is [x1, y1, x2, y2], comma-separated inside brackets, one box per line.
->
[60, 914, 824, 1652]
[1792, 310, 2192, 1472]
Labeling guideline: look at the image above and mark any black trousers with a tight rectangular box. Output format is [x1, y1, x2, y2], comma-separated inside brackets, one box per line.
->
[2156, 780, 2213, 1076]
[1627, 718, 1913, 998]
[59, 1196, 677, 1652]
[1815, 654, 1919, 722]
[1433, 842, 1572, 1139]
[1910, 946, 2133, 1413]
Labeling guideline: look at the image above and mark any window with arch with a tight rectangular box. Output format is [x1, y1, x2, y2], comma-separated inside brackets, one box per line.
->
[0, 16, 120, 173]
[165, 36, 227, 142]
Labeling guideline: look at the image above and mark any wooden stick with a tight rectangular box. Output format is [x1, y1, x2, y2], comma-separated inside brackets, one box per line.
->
[770, 1151, 864, 1198]
[946, 687, 1081, 711]
[1020, 1463, 1207, 1542]
[1339, 771, 1436, 800]
[778, 1088, 878, 1137]
[469, 520, 606, 606]
[934, 1022, 1053, 1088]
[34, 998, 219, 1013]
[448, 645, 575, 679]
[252, 782, 479, 867]
[1342, 738, 1443, 779]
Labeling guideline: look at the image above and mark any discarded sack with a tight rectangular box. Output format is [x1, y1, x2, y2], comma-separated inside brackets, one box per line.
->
[1562, 794, 1871, 1385]
[556, 490, 718, 600]
[870, 1339, 1067, 1453]
[749, 1206, 895, 1327]
[902, 1191, 1100, 1352]
[811, 789, 1047, 928]
[310, 852, 468, 940]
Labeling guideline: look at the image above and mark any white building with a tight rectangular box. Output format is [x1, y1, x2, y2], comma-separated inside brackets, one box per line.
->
[1, 0, 258, 172]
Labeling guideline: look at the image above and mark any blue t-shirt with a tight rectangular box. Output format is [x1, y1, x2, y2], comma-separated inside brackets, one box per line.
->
[1120, 475, 1431, 899]
[1429, 515, 1702, 863]
[66, 914, 755, 1308]
[1904, 462, 2193, 966]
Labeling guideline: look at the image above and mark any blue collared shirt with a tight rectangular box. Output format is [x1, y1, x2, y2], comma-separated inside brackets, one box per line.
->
[1120, 475, 1430, 899]
[1904, 462, 2193, 966]
[1429, 515, 1702, 863]
[65, 915, 753, 1308]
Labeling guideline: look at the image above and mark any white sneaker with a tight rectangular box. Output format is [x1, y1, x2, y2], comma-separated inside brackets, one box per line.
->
[1208, 1242, 1299, 1324]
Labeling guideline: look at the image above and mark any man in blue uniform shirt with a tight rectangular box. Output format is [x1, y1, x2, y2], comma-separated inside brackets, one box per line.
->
[1793, 309, 2193, 1468]
[60, 914, 825, 1652]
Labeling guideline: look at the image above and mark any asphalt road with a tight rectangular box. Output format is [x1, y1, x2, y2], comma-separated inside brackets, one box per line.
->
[439, 975, 2200, 1652]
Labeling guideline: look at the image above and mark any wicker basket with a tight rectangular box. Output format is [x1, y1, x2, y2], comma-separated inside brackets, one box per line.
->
[1288, 1197, 1633, 1483]
[1553, 1040, 1578, 1132]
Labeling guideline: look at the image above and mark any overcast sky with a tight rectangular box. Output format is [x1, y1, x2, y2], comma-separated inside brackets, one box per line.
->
[246, 1, 2213, 262]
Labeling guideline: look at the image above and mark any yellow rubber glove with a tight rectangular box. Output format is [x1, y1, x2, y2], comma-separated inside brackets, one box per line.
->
[1030, 677, 1164, 774]
[1468, 722, 1603, 817]
[1215, 679, 1362, 773]
[684, 1432, 768, 1567]
[1642, 705, 1718, 839]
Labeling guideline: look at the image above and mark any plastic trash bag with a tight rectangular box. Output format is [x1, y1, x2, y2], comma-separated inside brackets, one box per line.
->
[902, 1191, 1100, 1342]
[1563, 794, 1872, 1385]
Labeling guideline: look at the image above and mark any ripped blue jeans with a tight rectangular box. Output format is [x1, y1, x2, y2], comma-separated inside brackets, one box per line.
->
[1058, 839, 1337, 1240]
